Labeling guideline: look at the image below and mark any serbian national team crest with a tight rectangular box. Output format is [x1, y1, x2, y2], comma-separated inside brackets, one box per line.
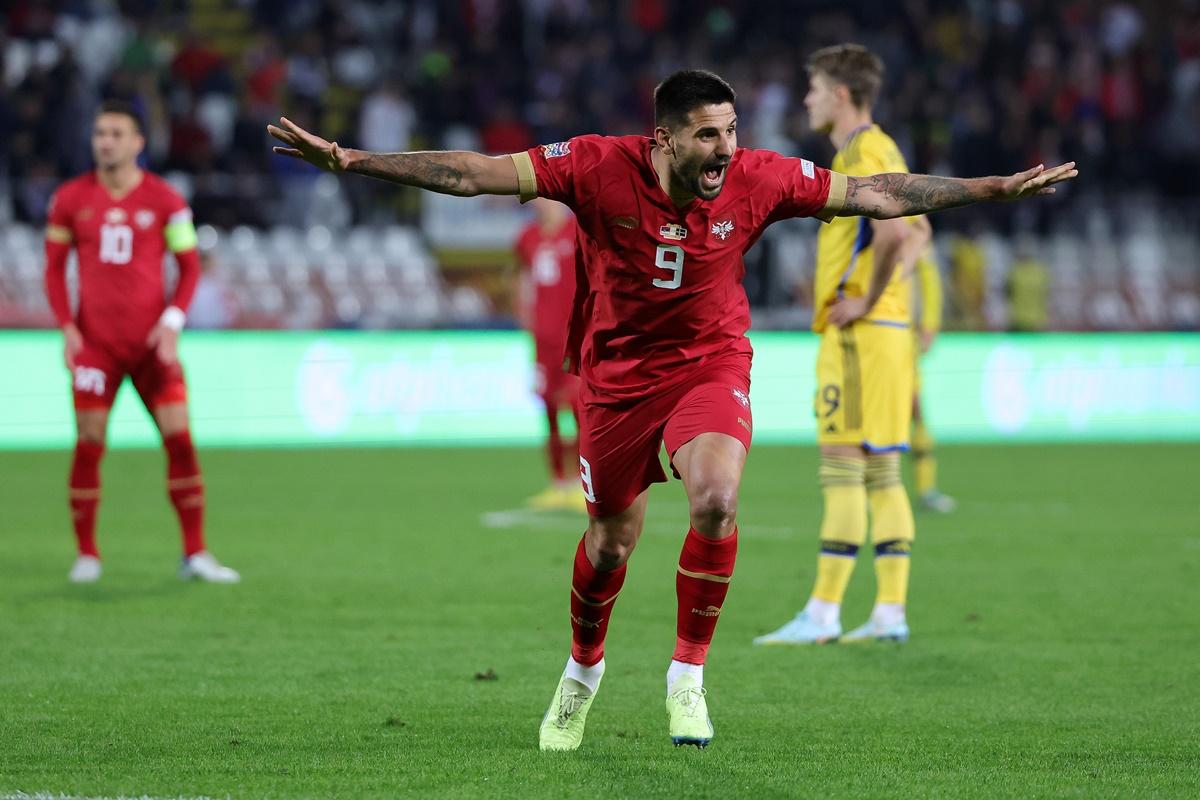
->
[659, 223, 688, 241]
[105, 208, 127, 224]
[134, 209, 155, 229]
[541, 141, 571, 159]
[711, 220, 735, 241]
[732, 387, 750, 408]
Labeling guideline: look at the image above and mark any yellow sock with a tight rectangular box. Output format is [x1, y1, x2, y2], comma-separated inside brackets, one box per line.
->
[812, 456, 866, 604]
[912, 418, 937, 496]
[873, 540, 911, 604]
[866, 454, 915, 606]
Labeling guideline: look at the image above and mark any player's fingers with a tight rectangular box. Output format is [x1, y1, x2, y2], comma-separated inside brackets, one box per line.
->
[272, 147, 304, 159]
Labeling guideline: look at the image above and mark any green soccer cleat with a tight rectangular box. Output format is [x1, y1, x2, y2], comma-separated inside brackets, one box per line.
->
[752, 611, 841, 645]
[666, 673, 713, 748]
[539, 672, 600, 751]
[840, 618, 910, 643]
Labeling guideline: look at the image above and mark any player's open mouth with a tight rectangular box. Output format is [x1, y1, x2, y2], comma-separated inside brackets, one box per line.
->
[701, 164, 727, 191]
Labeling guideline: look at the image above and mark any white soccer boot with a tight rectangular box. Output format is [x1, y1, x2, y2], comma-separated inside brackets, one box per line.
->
[68, 555, 102, 583]
[179, 551, 241, 583]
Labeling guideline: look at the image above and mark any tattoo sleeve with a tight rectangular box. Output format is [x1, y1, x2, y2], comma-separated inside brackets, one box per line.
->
[347, 151, 474, 196]
[843, 173, 1000, 218]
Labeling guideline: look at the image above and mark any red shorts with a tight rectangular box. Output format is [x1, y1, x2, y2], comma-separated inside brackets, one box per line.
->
[72, 343, 188, 411]
[534, 339, 580, 407]
[577, 353, 753, 518]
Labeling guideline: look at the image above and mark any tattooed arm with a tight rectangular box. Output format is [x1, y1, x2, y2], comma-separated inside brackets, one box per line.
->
[838, 162, 1078, 219]
[268, 117, 520, 197]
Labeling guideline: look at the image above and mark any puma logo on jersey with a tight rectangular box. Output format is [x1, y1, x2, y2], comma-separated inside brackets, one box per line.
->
[691, 605, 722, 617]
[659, 223, 688, 241]
[73, 367, 107, 396]
[711, 220, 735, 240]
[570, 614, 603, 629]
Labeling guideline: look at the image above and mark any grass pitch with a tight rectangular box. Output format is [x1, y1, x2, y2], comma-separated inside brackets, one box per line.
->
[1, 443, 1197, 799]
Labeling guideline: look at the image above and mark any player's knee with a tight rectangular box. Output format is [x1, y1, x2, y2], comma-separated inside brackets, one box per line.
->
[77, 429, 107, 446]
[587, 522, 639, 569]
[75, 416, 108, 446]
[688, 483, 738, 535]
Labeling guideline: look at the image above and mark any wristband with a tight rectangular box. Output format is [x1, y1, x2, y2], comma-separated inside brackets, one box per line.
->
[160, 306, 186, 332]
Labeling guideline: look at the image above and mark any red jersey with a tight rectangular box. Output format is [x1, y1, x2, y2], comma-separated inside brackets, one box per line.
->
[515, 135, 843, 401]
[46, 172, 198, 360]
[514, 216, 578, 352]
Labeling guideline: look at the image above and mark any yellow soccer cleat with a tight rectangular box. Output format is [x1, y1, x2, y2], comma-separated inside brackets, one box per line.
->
[526, 485, 567, 510]
[561, 485, 589, 513]
[665, 673, 713, 748]
[539, 672, 600, 751]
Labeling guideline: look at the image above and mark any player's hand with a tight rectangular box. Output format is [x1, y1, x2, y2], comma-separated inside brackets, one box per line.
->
[828, 296, 871, 327]
[62, 323, 84, 371]
[918, 327, 936, 353]
[146, 324, 179, 365]
[995, 162, 1078, 201]
[267, 117, 352, 172]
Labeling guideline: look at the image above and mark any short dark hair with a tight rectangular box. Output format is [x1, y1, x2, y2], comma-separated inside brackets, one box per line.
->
[654, 69, 736, 130]
[95, 99, 143, 133]
[806, 44, 884, 109]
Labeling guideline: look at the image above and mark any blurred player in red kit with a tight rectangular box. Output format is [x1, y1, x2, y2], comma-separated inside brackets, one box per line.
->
[514, 198, 585, 512]
[44, 100, 239, 584]
[270, 70, 1075, 749]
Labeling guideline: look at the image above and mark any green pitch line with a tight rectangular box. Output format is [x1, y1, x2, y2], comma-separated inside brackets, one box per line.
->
[1, 444, 1197, 799]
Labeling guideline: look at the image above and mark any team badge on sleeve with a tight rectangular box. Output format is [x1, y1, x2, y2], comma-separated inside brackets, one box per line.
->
[801, 159, 815, 179]
[541, 141, 572, 159]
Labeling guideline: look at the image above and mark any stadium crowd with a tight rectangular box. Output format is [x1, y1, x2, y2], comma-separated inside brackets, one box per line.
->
[2, 0, 1198, 329]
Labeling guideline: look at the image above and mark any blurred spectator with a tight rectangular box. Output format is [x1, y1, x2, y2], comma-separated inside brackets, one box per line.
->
[1008, 240, 1051, 332]
[187, 250, 240, 330]
[2, 0, 1197, 330]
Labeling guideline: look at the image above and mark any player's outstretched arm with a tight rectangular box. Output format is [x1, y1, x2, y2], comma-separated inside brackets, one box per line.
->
[268, 117, 520, 197]
[839, 162, 1078, 219]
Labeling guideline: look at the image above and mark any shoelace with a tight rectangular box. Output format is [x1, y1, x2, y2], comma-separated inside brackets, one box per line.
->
[555, 690, 587, 726]
[668, 686, 707, 718]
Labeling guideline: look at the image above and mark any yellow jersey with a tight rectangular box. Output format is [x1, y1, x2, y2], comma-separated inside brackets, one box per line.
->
[813, 124, 918, 332]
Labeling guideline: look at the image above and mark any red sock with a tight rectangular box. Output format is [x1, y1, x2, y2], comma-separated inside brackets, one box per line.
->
[546, 403, 566, 481]
[164, 431, 206, 557]
[69, 441, 105, 558]
[673, 527, 738, 664]
[569, 536, 627, 666]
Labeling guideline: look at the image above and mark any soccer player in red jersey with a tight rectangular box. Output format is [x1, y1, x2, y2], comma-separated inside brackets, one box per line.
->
[44, 100, 239, 584]
[269, 70, 1075, 749]
[514, 198, 585, 512]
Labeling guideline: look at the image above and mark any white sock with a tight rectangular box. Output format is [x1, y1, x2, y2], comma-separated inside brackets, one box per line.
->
[564, 656, 604, 694]
[871, 602, 906, 627]
[666, 660, 703, 693]
[803, 597, 841, 627]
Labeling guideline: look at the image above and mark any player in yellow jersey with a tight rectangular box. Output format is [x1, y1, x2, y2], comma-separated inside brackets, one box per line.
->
[911, 236, 958, 513]
[756, 44, 930, 645]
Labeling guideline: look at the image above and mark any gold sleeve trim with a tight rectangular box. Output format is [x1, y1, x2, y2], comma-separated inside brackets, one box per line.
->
[511, 151, 538, 203]
[818, 171, 848, 221]
[46, 225, 73, 244]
